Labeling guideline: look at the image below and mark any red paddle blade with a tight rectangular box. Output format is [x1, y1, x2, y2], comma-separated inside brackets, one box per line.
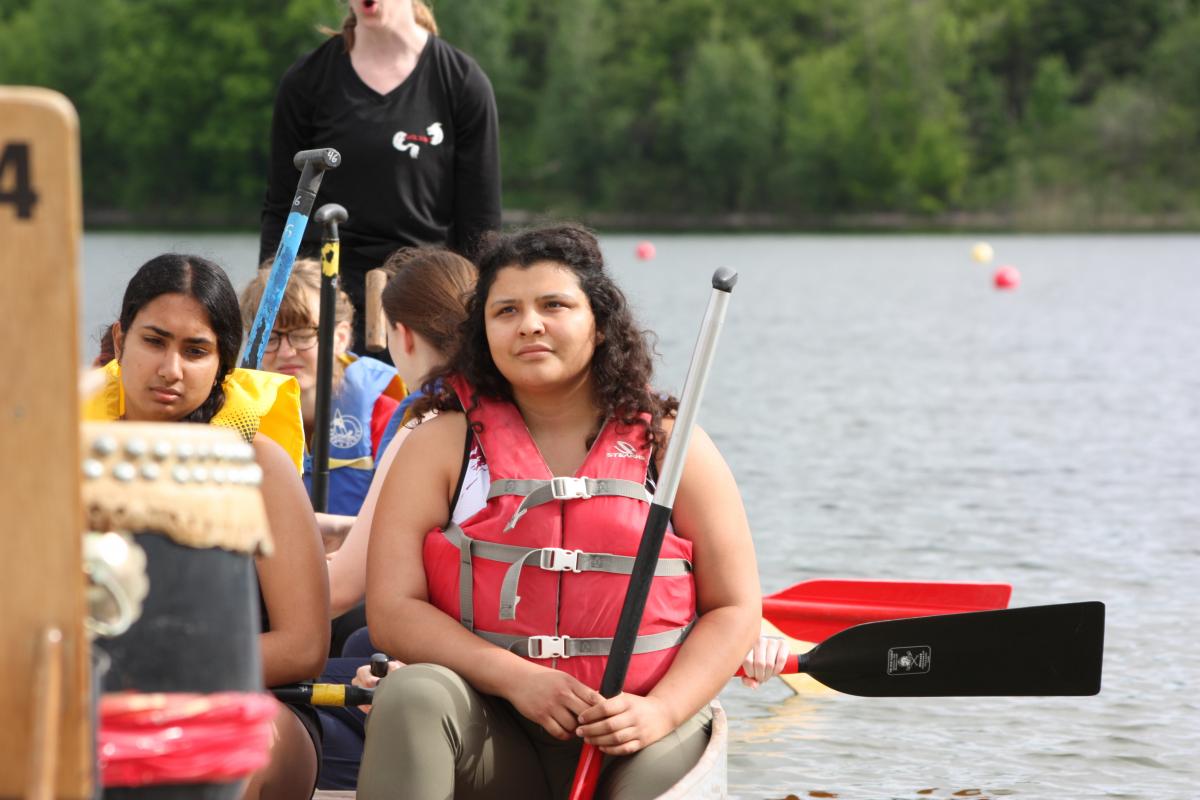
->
[763, 579, 1012, 642]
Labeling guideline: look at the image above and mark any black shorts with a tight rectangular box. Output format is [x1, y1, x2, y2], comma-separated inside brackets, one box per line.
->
[283, 700, 323, 789]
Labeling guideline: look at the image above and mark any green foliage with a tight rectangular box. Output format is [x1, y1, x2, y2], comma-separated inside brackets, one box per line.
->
[1, 0, 1197, 226]
[679, 36, 776, 211]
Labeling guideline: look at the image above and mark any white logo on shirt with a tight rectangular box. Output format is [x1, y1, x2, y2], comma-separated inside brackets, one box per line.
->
[392, 122, 444, 159]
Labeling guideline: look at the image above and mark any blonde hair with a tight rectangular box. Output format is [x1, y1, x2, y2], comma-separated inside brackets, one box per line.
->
[239, 259, 356, 389]
[336, 1, 438, 52]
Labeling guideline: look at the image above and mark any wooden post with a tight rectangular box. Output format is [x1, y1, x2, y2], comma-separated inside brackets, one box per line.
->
[0, 87, 91, 799]
[364, 267, 389, 352]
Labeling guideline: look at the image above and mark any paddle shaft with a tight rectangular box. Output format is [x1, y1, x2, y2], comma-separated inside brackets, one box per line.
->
[569, 268, 738, 800]
[243, 148, 340, 369]
[310, 203, 347, 511]
[272, 682, 373, 707]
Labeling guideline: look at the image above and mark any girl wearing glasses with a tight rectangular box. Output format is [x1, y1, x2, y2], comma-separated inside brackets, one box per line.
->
[240, 260, 407, 519]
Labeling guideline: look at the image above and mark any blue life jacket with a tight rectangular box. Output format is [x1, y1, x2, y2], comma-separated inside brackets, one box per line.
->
[304, 356, 402, 515]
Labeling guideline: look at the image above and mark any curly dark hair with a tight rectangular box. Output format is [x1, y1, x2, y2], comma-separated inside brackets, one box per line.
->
[416, 224, 678, 449]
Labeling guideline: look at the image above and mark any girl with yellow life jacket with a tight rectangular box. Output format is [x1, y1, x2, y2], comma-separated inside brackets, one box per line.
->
[84, 253, 329, 800]
[358, 225, 761, 799]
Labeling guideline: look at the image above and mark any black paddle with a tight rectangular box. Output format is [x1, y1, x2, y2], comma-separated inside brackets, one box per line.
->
[272, 652, 393, 707]
[569, 268, 739, 800]
[309, 202, 348, 511]
[751, 601, 1105, 697]
[275, 603, 1104, 707]
[272, 682, 374, 707]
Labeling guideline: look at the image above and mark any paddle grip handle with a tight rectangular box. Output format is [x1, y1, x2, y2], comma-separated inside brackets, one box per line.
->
[712, 266, 738, 292]
[315, 202, 347, 242]
[370, 653, 390, 678]
[293, 147, 341, 171]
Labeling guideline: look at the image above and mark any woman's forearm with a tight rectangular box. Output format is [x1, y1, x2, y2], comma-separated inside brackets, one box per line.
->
[647, 604, 760, 728]
[328, 554, 365, 618]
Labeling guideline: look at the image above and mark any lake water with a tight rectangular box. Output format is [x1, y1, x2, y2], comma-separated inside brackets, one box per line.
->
[82, 233, 1199, 799]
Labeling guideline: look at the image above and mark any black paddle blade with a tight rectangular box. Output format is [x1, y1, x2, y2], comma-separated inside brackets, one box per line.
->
[800, 602, 1105, 697]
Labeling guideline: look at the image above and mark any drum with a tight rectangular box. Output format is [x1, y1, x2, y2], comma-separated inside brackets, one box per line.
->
[83, 422, 274, 800]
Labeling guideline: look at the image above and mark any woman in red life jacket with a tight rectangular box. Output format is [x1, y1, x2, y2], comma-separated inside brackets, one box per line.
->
[357, 225, 760, 799]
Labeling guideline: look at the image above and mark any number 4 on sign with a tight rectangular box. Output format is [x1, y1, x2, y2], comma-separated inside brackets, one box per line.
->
[0, 142, 39, 218]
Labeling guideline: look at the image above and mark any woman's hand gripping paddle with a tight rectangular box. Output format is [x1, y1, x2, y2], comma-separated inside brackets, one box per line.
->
[568, 268, 738, 800]
[309, 203, 347, 512]
[243, 148, 340, 369]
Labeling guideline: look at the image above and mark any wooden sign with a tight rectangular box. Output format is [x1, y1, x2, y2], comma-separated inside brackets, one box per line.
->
[0, 87, 91, 799]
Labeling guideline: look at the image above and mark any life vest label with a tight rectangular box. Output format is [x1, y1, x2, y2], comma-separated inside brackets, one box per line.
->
[607, 440, 646, 461]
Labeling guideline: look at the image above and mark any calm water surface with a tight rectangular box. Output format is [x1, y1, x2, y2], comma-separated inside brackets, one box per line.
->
[83, 233, 1200, 800]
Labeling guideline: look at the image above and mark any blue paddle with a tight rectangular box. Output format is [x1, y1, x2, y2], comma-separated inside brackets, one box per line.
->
[242, 148, 341, 369]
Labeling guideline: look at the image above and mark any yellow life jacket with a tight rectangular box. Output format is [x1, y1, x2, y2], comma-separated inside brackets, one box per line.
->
[82, 360, 305, 472]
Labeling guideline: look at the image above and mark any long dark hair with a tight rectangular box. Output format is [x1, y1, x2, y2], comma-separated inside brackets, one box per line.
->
[418, 224, 678, 449]
[117, 253, 243, 424]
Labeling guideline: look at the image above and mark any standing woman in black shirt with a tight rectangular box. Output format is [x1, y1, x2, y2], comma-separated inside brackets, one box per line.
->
[260, 0, 501, 353]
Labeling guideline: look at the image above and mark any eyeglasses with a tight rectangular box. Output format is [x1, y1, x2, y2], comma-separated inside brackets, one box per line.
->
[264, 327, 319, 353]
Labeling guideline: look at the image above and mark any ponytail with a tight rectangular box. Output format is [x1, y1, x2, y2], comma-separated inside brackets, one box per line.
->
[413, 1, 438, 34]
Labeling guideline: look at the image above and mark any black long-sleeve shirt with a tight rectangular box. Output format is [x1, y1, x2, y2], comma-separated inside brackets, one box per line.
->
[259, 34, 501, 317]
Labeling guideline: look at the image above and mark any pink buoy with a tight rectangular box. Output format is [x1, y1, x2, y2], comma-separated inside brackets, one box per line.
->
[635, 241, 656, 261]
[993, 265, 1020, 290]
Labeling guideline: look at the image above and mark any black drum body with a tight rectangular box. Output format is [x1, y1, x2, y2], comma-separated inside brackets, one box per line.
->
[100, 536, 262, 800]
[83, 422, 271, 800]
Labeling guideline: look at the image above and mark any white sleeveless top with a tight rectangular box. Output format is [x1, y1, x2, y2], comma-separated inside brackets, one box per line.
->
[450, 436, 490, 525]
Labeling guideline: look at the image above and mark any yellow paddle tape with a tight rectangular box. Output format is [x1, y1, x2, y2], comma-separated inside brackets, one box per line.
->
[311, 683, 346, 706]
[321, 241, 340, 278]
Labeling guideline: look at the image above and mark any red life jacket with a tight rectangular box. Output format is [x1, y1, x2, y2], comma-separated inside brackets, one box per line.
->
[423, 379, 696, 695]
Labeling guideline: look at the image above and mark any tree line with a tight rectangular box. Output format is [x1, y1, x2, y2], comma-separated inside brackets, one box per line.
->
[2, 0, 1198, 229]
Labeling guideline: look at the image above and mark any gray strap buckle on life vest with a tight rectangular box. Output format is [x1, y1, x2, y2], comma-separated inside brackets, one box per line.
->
[528, 634, 571, 659]
[539, 546, 582, 573]
[440, 525, 692, 624]
[476, 621, 694, 660]
[489, 476, 652, 532]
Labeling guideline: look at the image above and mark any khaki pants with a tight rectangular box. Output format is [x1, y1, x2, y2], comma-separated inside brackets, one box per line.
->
[357, 663, 712, 800]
